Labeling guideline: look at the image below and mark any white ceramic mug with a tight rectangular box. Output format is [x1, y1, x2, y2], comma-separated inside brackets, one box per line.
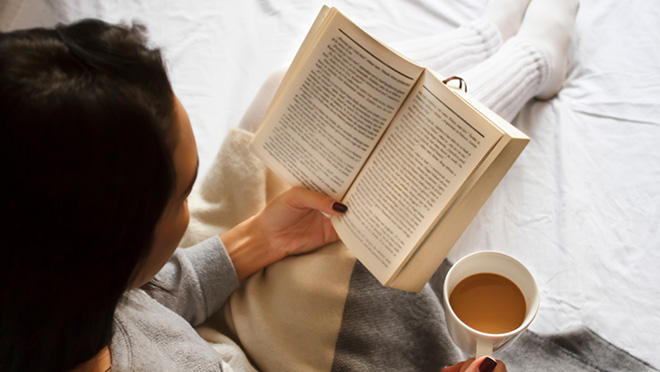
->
[442, 251, 540, 358]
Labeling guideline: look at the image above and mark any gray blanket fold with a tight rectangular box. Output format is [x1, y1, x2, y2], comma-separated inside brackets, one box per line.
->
[332, 260, 658, 372]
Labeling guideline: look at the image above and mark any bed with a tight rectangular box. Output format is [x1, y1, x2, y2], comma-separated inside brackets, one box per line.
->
[3, 0, 659, 369]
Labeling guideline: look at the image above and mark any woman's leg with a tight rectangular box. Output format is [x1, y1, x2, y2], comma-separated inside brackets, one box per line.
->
[461, 0, 580, 121]
[237, 16, 508, 134]
[390, 21, 502, 76]
[461, 37, 548, 122]
[240, 0, 578, 131]
[392, 0, 531, 75]
[239, 0, 535, 133]
[236, 19, 505, 133]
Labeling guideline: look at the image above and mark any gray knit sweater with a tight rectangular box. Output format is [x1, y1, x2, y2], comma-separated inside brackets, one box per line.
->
[110, 236, 241, 371]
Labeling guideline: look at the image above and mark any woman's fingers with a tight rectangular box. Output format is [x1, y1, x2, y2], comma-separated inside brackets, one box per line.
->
[442, 357, 503, 372]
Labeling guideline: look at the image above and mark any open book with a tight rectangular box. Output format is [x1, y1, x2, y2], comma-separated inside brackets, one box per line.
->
[250, 6, 529, 292]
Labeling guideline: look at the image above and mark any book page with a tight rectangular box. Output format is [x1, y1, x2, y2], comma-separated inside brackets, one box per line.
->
[251, 8, 424, 200]
[332, 71, 503, 283]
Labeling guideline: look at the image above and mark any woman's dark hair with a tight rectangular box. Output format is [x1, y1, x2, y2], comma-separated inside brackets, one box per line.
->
[0, 20, 177, 371]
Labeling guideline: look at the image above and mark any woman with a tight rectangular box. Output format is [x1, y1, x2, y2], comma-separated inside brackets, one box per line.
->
[0, 19, 352, 371]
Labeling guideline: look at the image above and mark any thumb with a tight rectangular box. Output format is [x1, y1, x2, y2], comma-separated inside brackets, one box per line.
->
[283, 187, 348, 216]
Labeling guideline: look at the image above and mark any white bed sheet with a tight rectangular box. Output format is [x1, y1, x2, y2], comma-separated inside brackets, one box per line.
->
[4, 0, 660, 368]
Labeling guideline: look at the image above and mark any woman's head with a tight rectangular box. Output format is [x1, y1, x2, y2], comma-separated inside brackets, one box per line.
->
[0, 19, 194, 371]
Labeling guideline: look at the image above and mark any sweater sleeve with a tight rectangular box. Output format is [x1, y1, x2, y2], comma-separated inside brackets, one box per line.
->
[143, 236, 240, 326]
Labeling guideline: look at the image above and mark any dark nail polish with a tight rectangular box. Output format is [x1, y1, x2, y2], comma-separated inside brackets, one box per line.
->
[332, 202, 348, 213]
[479, 357, 497, 372]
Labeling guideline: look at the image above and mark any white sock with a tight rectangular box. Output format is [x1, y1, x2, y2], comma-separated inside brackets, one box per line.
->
[517, 0, 580, 99]
[482, 0, 532, 41]
[461, 37, 548, 122]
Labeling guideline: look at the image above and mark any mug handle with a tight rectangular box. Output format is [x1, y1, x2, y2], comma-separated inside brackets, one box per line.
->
[475, 338, 493, 359]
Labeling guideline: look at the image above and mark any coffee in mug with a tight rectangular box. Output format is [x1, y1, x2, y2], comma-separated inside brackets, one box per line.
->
[442, 251, 539, 358]
[448, 273, 526, 334]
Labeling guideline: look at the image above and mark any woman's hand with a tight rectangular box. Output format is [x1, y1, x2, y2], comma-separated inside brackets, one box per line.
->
[442, 357, 506, 372]
[220, 187, 346, 281]
[255, 186, 347, 256]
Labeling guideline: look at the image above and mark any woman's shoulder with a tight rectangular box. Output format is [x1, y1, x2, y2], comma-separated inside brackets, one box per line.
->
[111, 290, 227, 371]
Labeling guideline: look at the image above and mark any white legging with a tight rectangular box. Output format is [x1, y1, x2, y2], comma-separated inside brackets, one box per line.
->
[239, 20, 548, 132]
